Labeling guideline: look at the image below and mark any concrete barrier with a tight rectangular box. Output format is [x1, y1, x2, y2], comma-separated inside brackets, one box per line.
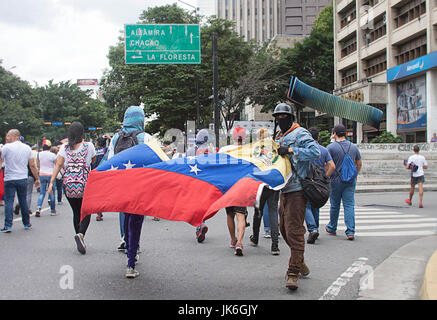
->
[357, 143, 437, 182]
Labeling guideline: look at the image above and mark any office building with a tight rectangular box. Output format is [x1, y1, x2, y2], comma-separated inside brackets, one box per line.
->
[333, 0, 437, 142]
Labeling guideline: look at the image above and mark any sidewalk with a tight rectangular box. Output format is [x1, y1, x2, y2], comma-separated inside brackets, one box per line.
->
[358, 235, 437, 300]
[356, 178, 437, 193]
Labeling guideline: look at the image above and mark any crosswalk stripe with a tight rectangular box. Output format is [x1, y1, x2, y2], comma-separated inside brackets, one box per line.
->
[351, 230, 436, 237]
[315, 205, 437, 237]
[330, 223, 437, 230]
[319, 218, 437, 223]
[319, 214, 421, 219]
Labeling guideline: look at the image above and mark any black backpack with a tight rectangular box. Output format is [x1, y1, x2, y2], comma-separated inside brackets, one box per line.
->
[114, 130, 142, 154]
[291, 162, 330, 209]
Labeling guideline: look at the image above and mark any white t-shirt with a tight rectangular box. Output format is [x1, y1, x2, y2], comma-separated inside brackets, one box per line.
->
[58, 142, 96, 168]
[1, 141, 33, 181]
[38, 150, 57, 175]
[408, 154, 427, 177]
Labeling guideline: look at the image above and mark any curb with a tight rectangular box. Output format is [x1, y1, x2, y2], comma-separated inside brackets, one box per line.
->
[420, 250, 437, 300]
[359, 235, 437, 300]
[356, 185, 437, 193]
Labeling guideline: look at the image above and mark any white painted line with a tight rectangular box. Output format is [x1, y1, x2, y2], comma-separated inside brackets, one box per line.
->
[319, 218, 437, 224]
[319, 257, 369, 300]
[325, 223, 437, 230]
[319, 210, 408, 215]
[13, 207, 50, 222]
[354, 230, 436, 237]
[319, 214, 421, 218]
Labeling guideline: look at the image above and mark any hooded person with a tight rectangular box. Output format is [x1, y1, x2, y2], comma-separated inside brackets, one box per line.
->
[186, 129, 214, 157]
[106, 105, 153, 278]
[185, 128, 214, 243]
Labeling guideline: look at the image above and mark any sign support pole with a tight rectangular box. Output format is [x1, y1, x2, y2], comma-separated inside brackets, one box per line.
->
[213, 32, 219, 150]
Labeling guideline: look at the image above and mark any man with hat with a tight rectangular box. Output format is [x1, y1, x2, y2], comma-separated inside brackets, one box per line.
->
[326, 124, 362, 240]
[272, 103, 320, 290]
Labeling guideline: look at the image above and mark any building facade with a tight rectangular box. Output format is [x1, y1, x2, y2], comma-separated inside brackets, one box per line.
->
[216, 0, 331, 42]
[333, 0, 437, 143]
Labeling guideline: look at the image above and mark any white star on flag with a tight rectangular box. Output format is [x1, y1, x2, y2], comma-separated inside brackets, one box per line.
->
[109, 165, 118, 171]
[189, 164, 202, 175]
[123, 160, 136, 169]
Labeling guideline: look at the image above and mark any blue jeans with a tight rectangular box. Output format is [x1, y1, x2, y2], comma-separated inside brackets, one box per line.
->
[327, 180, 356, 236]
[37, 175, 55, 212]
[119, 212, 125, 240]
[305, 202, 319, 232]
[124, 213, 144, 268]
[262, 204, 270, 231]
[4, 179, 30, 228]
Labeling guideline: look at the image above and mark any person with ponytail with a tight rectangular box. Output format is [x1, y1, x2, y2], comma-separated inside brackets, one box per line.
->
[48, 122, 96, 254]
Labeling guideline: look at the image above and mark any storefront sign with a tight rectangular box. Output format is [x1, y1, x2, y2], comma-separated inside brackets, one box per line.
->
[396, 76, 427, 131]
[387, 51, 437, 82]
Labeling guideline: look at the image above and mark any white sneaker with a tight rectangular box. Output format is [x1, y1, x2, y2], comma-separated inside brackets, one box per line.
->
[74, 233, 86, 254]
[126, 267, 139, 278]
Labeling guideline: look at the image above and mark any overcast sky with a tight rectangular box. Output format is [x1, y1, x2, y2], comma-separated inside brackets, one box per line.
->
[0, 0, 215, 86]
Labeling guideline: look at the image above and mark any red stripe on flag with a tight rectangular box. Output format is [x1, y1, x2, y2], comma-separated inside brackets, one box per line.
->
[81, 169, 263, 227]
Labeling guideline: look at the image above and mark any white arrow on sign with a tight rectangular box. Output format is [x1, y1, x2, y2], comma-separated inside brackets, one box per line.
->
[190, 33, 193, 44]
[132, 56, 143, 59]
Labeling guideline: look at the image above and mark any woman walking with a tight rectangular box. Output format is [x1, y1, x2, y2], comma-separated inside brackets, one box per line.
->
[49, 122, 96, 254]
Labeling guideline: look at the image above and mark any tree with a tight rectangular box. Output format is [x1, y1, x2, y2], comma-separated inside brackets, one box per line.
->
[370, 131, 402, 143]
[0, 61, 43, 142]
[35, 80, 109, 143]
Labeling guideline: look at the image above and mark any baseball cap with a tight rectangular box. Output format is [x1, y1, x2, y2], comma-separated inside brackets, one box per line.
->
[332, 124, 346, 135]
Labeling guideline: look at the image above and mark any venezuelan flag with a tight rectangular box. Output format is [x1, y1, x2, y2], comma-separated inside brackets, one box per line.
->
[81, 138, 291, 227]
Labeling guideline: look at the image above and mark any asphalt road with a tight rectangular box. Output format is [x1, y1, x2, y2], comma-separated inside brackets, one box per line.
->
[1, 189, 436, 301]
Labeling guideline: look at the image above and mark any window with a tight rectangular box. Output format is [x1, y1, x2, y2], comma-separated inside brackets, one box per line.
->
[363, 14, 386, 45]
[364, 52, 387, 77]
[341, 65, 358, 86]
[340, 5, 357, 29]
[394, 34, 427, 65]
[340, 33, 357, 58]
[393, 0, 426, 29]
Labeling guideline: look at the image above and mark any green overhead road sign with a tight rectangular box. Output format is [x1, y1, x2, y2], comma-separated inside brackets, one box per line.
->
[125, 24, 201, 64]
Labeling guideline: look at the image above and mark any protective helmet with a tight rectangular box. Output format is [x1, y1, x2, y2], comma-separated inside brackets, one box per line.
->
[272, 103, 294, 117]
[232, 126, 247, 141]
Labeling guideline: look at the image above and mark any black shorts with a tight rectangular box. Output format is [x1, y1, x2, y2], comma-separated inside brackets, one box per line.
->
[411, 175, 425, 185]
[225, 206, 248, 216]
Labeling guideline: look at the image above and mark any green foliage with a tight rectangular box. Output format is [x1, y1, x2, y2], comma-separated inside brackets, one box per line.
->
[0, 61, 112, 144]
[370, 131, 403, 143]
[0, 63, 42, 142]
[318, 130, 332, 147]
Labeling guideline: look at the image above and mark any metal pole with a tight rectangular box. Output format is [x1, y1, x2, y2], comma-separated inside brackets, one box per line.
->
[213, 32, 219, 149]
[196, 74, 200, 133]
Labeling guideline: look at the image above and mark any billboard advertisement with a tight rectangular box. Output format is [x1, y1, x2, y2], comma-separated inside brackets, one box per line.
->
[397, 76, 427, 131]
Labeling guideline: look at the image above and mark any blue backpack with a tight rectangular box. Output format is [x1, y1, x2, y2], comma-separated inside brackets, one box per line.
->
[336, 141, 357, 183]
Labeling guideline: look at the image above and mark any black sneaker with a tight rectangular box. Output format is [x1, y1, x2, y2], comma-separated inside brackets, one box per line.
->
[271, 244, 280, 255]
[249, 234, 258, 246]
[117, 241, 126, 252]
[307, 231, 319, 244]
